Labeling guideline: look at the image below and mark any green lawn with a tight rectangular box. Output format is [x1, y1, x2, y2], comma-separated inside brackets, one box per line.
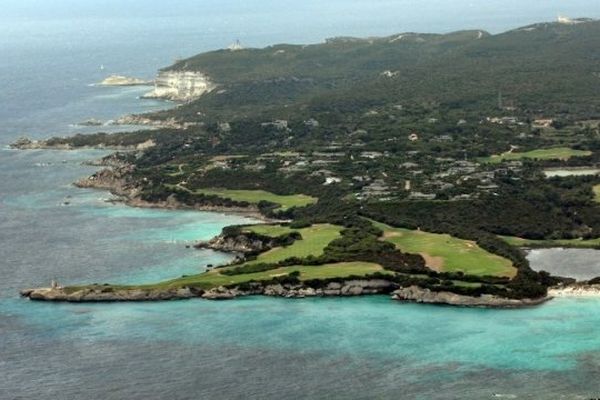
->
[594, 185, 600, 203]
[150, 261, 388, 290]
[480, 147, 591, 164]
[245, 224, 343, 265]
[193, 188, 317, 211]
[500, 235, 600, 249]
[372, 221, 516, 278]
[243, 224, 296, 237]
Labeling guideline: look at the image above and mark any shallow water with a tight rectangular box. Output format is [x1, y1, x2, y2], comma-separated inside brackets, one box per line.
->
[3, 1, 600, 398]
[528, 248, 600, 281]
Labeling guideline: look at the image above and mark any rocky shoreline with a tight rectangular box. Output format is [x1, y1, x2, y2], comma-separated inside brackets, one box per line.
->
[392, 286, 551, 308]
[20, 279, 550, 308]
[548, 283, 600, 297]
[72, 161, 273, 221]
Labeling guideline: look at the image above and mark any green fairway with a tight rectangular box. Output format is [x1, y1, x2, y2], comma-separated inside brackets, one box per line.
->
[246, 224, 343, 265]
[500, 235, 600, 249]
[156, 261, 388, 289]
[480, 147, 591, 164]
[243, 224, 296, 237]
[373, 221, 516, 278]
[193, 188, 317, 211]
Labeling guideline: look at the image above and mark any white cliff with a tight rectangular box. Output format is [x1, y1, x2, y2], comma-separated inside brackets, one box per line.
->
[143, 70, 215, 102]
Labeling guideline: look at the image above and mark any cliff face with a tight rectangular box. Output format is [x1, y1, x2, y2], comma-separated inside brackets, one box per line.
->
[143, 71, 215, 102]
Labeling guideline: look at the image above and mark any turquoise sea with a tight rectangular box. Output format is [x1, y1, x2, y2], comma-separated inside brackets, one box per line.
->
[2, 1, 600, 398]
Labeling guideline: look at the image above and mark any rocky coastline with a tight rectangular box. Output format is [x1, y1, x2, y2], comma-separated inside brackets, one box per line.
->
[391, 286, 551, 308]
[74, 162, 273, 221]
[20, 279, 395, 302]
[20, 279, 551, 308]
[548, 283, 600, 297]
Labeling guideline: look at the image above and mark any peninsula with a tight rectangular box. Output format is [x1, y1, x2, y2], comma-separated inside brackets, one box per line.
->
[18, 18, 600, 306]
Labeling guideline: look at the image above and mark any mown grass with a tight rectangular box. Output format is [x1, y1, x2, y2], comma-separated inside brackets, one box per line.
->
[372, 221, 516, 278]
[152, 261, 388, 290]
[193, 188, 317, 211]
[245, 224, 342, 265]
[243, 224, 295, 237]
[479, 147, 591, 164]
[500, 235, 600, 249]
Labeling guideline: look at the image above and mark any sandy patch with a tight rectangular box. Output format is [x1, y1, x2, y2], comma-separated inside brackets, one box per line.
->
[420, 253, 445, 272]
[382, 231, 403, 239]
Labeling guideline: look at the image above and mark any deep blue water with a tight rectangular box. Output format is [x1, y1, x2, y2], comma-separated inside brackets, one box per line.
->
[1, 1, 600, 399]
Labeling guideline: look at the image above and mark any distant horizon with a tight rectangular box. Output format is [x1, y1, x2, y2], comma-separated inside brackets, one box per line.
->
[1, 0, 599, 37]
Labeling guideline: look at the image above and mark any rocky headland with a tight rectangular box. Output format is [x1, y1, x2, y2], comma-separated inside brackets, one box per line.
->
[99, 74, 151, 86]
[142, 70, 215, 102]
[21, 279, 551, 308]
[392, 286, 550, 308]
[20, 279, 398, 302]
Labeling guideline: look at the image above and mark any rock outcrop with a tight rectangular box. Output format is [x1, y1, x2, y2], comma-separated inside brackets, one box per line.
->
[99, 75, 151, 86]
[195, 232, 270, 254]
[143, 71, 215, 102]
[10, 137, 71, 150]
[20, 287, 196, 302]
[392, 286, 549, 308]
[548, 283, 600, 297]
[74, 165, 137, 197]
[21, 279, 398, 302]
[113, 114, 198, 130]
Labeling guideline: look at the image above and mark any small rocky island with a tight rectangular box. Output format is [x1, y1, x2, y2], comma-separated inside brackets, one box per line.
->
[99, 74, 151, 86]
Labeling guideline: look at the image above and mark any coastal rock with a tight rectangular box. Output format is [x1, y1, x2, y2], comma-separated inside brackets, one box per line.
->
[99, 74, 151, 86]
[392, 286, 548, 308]
[297, 287, 317, 297]
[196, 232, 272, 254]
[201, 286, 238, 300]
[548, 283, 600, 297]
[21, 287, 194, 302]
[75, 166, 136, 197]
[143, 71, 215, 102]
[79, 118, 104, 126]
[113, 114, 198, 130]
[263, 284, 286, 296]
[10, 137, 71, 150]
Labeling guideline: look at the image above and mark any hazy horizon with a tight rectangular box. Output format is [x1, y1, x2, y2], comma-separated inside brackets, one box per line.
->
[2, 0, 599, 37]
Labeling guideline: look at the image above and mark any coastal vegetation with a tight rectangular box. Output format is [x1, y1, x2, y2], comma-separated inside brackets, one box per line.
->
[243, 224, 343, 264]
[21, 19, 600, 304]
[165, 262, 388, 289]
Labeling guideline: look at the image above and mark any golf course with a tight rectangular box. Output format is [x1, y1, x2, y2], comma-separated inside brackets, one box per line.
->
[480, 147, 591, 164]
[373, 221, 517, 278]
[193, 188, 317, 211]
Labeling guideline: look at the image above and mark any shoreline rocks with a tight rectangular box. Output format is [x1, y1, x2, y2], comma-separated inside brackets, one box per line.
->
[21, 280, 553, 308]
[20, 279, 398, 302]
[391, 285, 550, 308]
[20, 287, 196, 302]
[548, 283, 600, 297]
